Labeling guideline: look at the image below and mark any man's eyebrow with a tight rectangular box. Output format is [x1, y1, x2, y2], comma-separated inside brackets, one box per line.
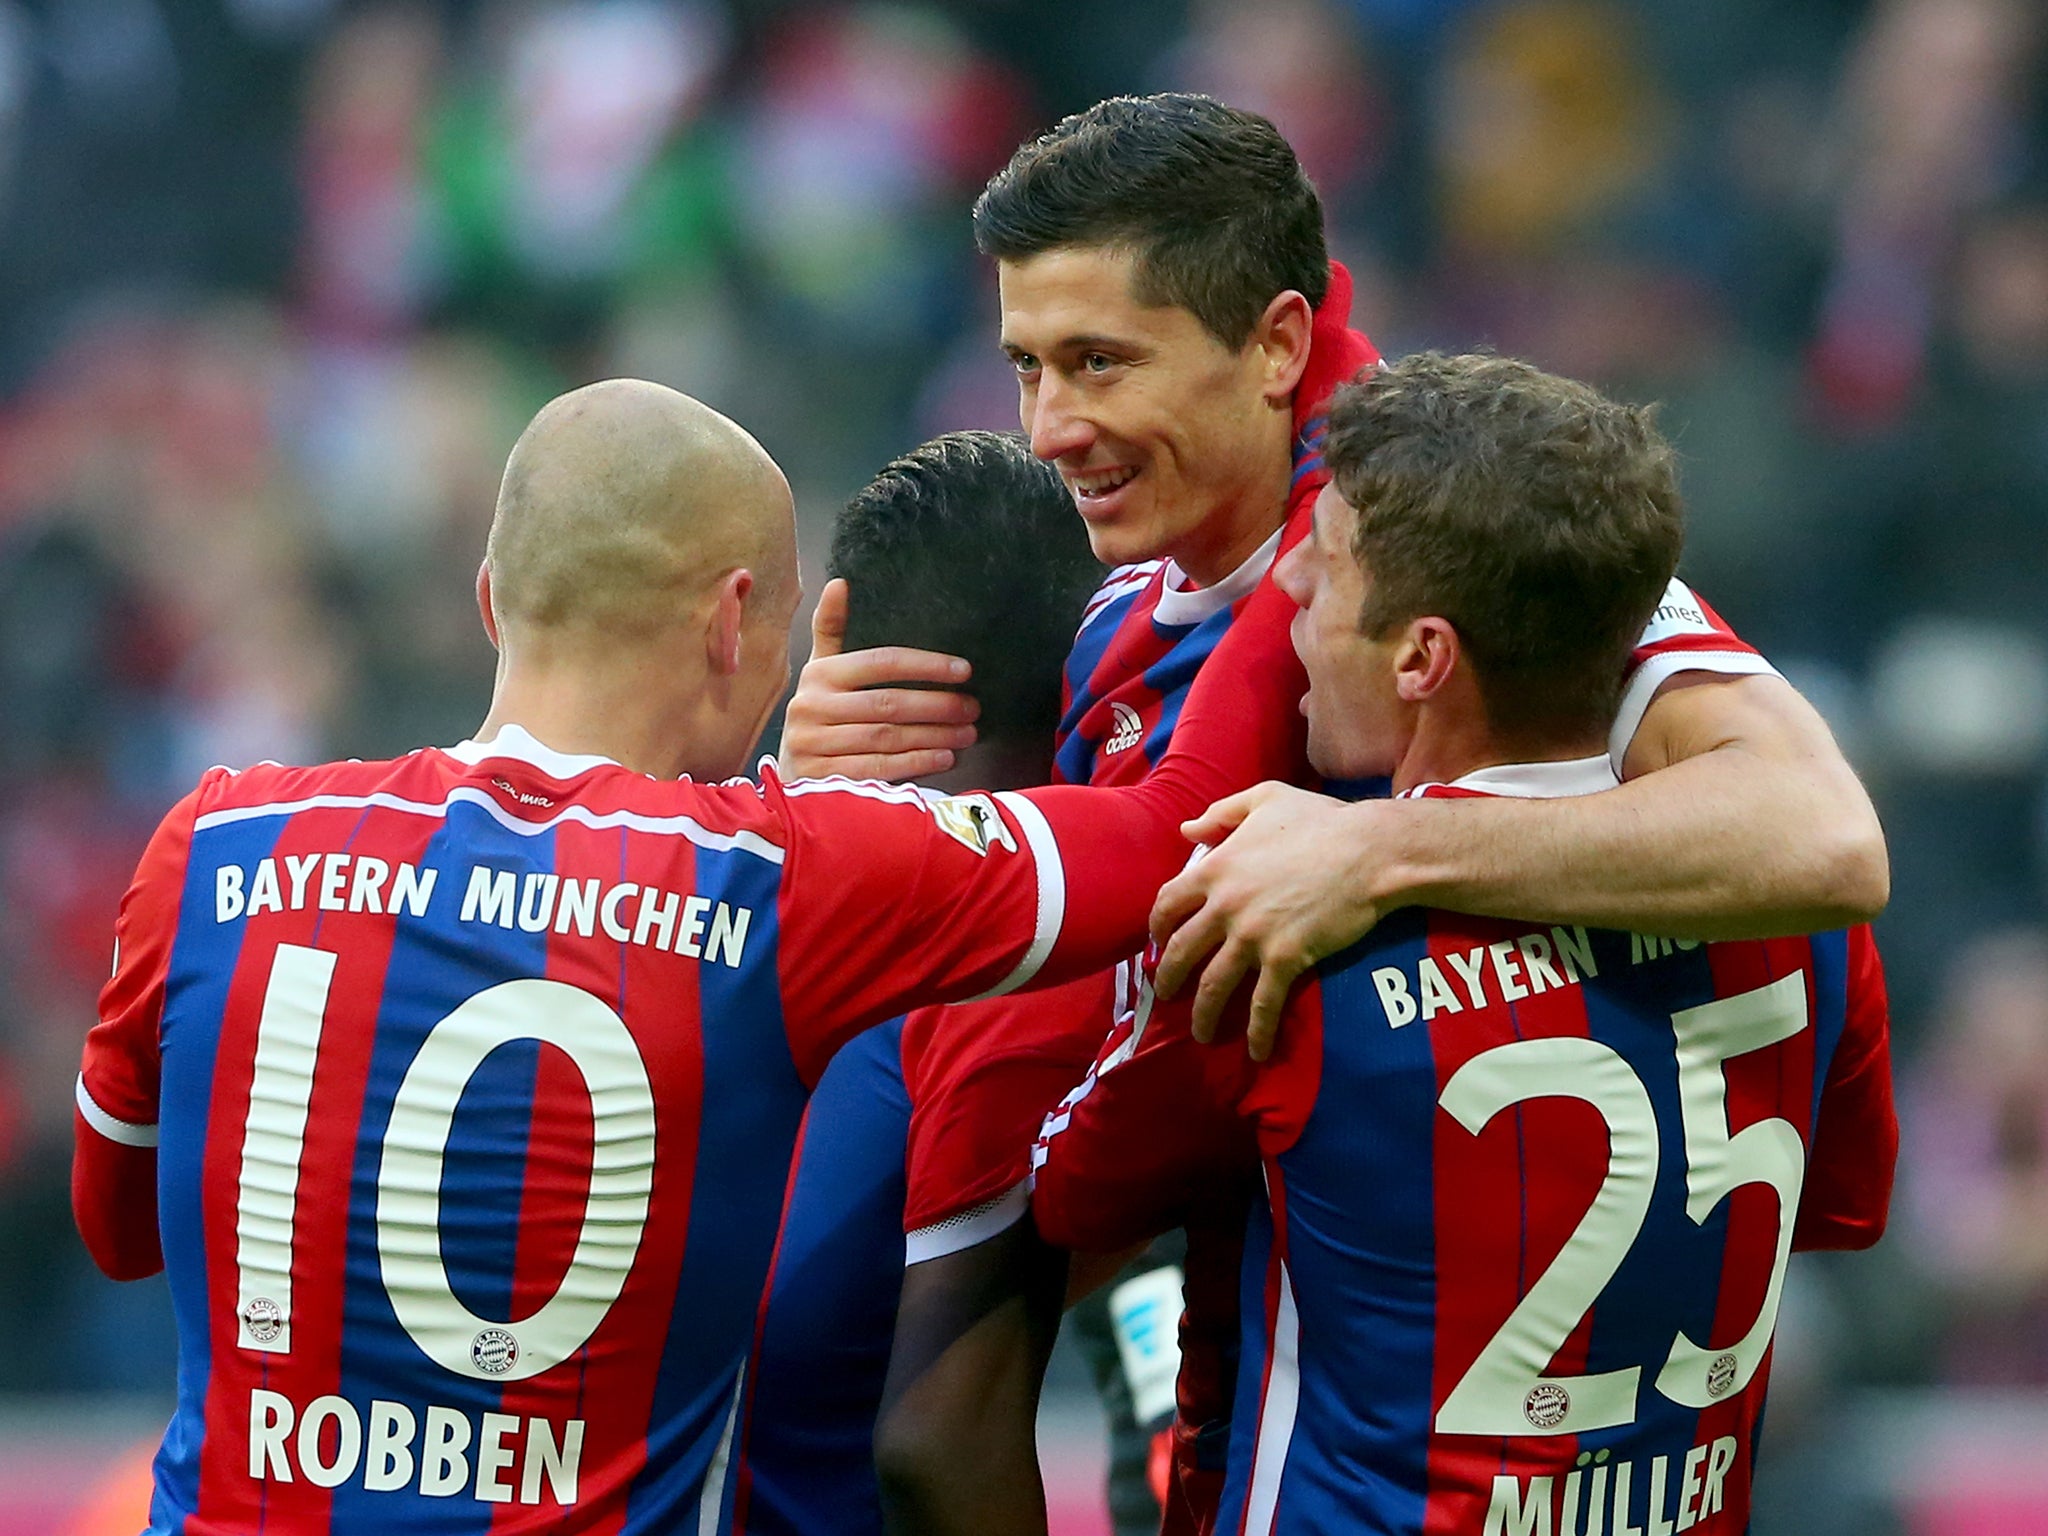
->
[1004, 332, 1144, 357]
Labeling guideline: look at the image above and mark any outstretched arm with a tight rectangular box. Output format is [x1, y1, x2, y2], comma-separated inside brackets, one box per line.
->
[1154, 672, 1889, 1054]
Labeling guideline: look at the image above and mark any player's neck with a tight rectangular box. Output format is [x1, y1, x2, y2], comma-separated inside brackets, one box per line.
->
[477, 653, 731, 781]
[1169, 425, 1293, 589]
[1390, 708, 1608, 796]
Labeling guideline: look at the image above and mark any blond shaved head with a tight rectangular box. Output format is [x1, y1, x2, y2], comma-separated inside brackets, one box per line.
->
[486, 379, 796, 642]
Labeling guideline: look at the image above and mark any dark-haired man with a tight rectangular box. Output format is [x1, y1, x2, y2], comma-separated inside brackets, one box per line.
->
[1033, 353, 1896, 1536]
[729, 431, 1103, 1535]
[781, 94, 1886, 1533]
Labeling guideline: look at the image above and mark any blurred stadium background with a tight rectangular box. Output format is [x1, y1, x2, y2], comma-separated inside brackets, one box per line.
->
[1, 0, 2045, 1530]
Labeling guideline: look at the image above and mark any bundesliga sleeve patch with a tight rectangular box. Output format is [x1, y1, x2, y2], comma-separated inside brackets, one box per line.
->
[929, 794, 1018, 858]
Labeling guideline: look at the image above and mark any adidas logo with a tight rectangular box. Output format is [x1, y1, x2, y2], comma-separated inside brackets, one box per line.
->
[1103, 701, 1145, 756]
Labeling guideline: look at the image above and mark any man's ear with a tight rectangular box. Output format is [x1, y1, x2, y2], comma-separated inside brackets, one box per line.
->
[1253, 289, 1315, 404]
[477, 562, 501, 651]
[1394, 616, 1460, 703]
[706, 568, 756, 677]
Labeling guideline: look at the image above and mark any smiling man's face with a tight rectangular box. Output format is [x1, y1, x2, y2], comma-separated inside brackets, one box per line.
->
[997, 245, 1294, 585]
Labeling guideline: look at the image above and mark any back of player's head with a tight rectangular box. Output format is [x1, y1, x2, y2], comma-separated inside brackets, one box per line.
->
[1324, 351, 1684, 745]
[831, 430, 1098, 753]
[972, 93, 1329, 349]
[487, 379, 796, 644]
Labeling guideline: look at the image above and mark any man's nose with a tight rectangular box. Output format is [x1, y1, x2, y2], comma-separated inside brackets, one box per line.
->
[1027, 372, 1094, 463]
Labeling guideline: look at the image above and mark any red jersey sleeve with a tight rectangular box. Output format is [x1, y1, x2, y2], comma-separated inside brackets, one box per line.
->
[769, 764, 1227, 1085]
[1793, 924, 1897, 1250]
[74, 780, 207, 1279]
[1029, 988, 1260, 1255]
[1610, 580, 1782, 765]
[897, 970, 1118, 1259]
[1154, 538, 1315, 798]
[887, 516, 1317, 1248]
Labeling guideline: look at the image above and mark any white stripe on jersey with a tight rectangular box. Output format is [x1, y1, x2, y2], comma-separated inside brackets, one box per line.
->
[780, 775, 946, 807]
[1244, 1251, 1301, 1536]
[903, 1181, 1030, 1266]
[191, 786, 787, 865]
[968, 792, 1065, 1000]
[1080, 562, 1166, 630]
[75, 1075, 158, 1147]
[698, 1364, 746, 1535]
[1607, 649, 1780, 773]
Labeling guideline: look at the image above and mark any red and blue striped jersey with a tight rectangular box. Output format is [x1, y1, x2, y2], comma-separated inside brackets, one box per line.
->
[1033, 759, 1897, 1536]
[71, 725, 1230, 1536]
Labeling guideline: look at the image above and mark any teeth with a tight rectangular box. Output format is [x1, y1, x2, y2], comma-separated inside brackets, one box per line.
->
[1073, 467, 1138, 496]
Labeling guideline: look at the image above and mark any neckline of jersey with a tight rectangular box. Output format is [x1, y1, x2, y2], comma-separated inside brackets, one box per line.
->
[1154, 525, 1285, 627]
[1403, 753, 1620, 800]
[442, 723, 622, 780]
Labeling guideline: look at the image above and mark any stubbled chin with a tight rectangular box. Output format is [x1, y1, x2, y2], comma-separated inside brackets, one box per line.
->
[1081, 518, 1160, 567]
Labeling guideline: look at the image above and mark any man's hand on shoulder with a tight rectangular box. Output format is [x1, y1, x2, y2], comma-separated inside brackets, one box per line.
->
[777, 577, 982, 782]
[1151, 783, 1405, 1061]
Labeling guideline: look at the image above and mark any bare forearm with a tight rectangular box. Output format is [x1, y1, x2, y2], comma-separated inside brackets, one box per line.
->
[877, 1227, 1065, 1536]
[1381, 744, 1888, 940]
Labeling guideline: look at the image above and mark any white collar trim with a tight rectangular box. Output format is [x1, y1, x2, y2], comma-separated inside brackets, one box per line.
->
[1405, 754, 1620, 800]
[1153, 526, 1285, 627]
[443, 723, 621, 779]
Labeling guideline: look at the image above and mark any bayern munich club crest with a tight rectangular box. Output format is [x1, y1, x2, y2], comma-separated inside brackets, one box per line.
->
[1523, 1383, 1571, 1430]
[241, 1297, 283, 1344]
[471, 1328, 520, 1376]
[1706, 1352, 1739, 1398]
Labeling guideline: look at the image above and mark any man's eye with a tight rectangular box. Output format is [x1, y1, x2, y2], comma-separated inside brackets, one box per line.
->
[1010, 354, 1040, 377]
[1082, 353, 1115, 374]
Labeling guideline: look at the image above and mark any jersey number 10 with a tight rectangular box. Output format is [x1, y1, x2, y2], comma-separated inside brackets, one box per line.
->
[232, 943, 656, 1381]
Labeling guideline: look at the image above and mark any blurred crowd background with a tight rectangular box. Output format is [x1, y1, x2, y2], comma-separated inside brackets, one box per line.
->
[2, 0, 2046, 1530]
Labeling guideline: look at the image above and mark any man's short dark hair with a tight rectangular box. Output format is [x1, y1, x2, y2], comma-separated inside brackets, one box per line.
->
[972, 93, 1329, 349]
[1323, 352, 1685, 746]
[831, 431, 1100, 746]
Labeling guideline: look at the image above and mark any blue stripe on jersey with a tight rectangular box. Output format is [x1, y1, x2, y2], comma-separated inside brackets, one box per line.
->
[742, 1017, 910, 1536]
[1055, 582, 1152, 786]
[330, 799, 554, 1536]
[153, 813, 293, 1535]
[1218, 1190, 1275, 1530]
[1138, 605, 1236, 769]
[1271, 916, 1440, 1535]
[440, 1042, 542, 1323]
[625, 843, 807, 1535]
[1804, 933, 1851, 1127]
[1574, 937, 1722, 1509]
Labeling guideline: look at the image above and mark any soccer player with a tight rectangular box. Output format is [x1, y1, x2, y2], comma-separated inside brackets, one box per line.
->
[67, 382, 1264, 1536]
[779, 94, 1887, 1534]
[1032, 352, 1897, 1536]
[732, 429, 1103, 1535]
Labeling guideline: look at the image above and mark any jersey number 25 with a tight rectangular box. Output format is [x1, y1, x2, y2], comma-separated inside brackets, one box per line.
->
[1434, 972, 1808, 1437]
